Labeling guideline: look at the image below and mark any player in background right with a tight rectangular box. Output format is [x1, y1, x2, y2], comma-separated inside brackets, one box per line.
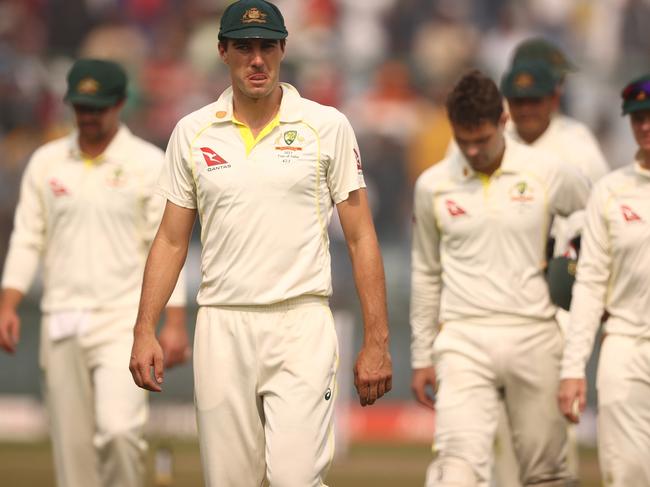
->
[558, 73, 650, 485]
[493, 42, 609, 487]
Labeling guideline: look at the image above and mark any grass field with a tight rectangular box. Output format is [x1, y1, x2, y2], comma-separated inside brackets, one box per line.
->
[0, 439, 601, 486]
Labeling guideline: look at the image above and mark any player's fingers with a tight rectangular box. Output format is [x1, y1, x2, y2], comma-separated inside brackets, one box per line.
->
[356, 381, 369, 406]
[138, 356, 161, 392]
[385, 376, 393, 393]
[365, 380, 379, 406]
[412, 383, 434, 409]
[129, 356, 143, 388]
[578, 386, 587, 413]
[0, 325, 15, 354]
[153, 351, 164, 385]
[10, 320, 20, 346]
[376, 379, 386, 400]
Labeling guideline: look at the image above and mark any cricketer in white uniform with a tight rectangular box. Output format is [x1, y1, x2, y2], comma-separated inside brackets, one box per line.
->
[558, 73, 650, 486]
[492, 58, 609, 487]
[128, 1, 392, 486]
[410, 70, 589, 487]
[0, 59, 188, 487]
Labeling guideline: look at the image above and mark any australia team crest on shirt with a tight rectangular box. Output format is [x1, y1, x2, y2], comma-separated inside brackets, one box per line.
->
[510, 180, 535, 203]
[275, 130, 305, 163]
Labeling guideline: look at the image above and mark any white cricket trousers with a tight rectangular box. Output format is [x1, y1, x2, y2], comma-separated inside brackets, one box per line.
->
[597, 334, 650, 486]
[426, 320, 574, 487]
[40, 309, 148, 487]
[194, 296, 339, 487]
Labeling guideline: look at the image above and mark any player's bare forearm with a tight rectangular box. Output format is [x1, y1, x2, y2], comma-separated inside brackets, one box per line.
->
[131, 201, 195, 391]
[134, 202, 195, 332]
[337, 190, 392, 406]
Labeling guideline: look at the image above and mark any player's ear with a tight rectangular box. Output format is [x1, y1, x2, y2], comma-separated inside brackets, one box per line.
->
[280, 39, 286, 58]
[218, 40, 229, 63]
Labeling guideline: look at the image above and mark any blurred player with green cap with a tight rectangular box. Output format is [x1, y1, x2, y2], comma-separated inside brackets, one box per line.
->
[0, 58, 188, 487]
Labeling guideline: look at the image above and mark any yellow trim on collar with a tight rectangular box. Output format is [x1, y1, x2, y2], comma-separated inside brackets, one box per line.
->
[233, 113, 280, 156]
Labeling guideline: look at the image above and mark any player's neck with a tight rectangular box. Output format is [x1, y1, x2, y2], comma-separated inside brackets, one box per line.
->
[640, 149, 650, 170]
[78, 126, 118, 159]
[232, 85, 282, 137]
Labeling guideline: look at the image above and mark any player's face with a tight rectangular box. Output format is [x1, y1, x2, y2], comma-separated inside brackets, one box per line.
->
[507, 94, 558, 144]
[453, 115, 506, 175]
[219, 38, 285, 101]
[73, 101, 123, 144]
[630, 109, 650, 157]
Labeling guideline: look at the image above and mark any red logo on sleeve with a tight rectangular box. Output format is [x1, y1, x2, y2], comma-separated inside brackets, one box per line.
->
[353, 148, 362, 171]
[445, 199, 467, 217]
[200, 147, 229, 167]
[621, 205, 642, 222]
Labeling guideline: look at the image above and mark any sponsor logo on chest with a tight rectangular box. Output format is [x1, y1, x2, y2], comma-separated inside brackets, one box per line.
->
[620, 204, 643, 223]
[200, 147, 231, 171]
[49, 178, 70, 197]
[445, 199, 468, 217]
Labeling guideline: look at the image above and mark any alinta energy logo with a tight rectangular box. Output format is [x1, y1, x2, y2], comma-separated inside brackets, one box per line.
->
[200, 147, 231, 171]
[620, 204, 642, 223]
[445, 199, 467, 217]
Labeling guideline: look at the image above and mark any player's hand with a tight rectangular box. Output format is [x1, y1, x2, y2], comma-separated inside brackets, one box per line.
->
[130, 326, 164, 392]
[411, 366, 437, 410]
[158, 313, 190, 369]
[0, 307, 21, 355]
[557, 378, 586, 423]
[354, 343, 392, 407]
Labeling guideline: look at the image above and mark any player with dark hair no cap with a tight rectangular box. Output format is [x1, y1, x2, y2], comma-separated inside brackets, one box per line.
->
[0, 59, 188, 487]
[128, 1, 392, 485]
[558, 74, 650, 486]
[410, 70, 589, 486]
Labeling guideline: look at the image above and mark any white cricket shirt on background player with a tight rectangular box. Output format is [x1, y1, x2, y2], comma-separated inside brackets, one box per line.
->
[411, 139, 590, 368]
[506, 114, 609, 256]
[1, 125, 186, 313]
[561, 158, 650, 378]
[159, 82, 365, 306]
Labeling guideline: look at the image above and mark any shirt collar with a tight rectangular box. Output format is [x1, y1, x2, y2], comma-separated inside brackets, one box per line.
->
[633, 151, 650, 178]
[211, 82, 303, 125]
[68, 124, 133, 163]
[453, 135, 521, 181]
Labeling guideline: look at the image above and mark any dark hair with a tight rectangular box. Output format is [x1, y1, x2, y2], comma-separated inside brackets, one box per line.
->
[446, 69, 503, 127]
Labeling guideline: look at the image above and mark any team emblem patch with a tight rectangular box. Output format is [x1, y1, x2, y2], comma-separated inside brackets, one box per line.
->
[77, 78, 100, 95]
[283, 130, 297, 145]
[515, 73, 534, 89]
[106, 166, 127, 188]
[242, 7, 267, 24]
[510, 180, 534, 202]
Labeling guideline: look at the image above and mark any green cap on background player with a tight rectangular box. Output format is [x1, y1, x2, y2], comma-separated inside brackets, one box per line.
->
[512, 38, 576, 82]
[501, 61, 556, 98]
[64, 59, 127, 108]
[219, 0, 288, 41]
[621, 74, 650, 115]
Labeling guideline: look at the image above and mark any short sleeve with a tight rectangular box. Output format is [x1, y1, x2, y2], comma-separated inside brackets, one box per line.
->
[158, 124, 197, 209]
[327, 112, 366, 204]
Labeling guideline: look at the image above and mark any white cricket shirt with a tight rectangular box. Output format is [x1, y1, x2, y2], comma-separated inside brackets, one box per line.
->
[561, 159, 650, 378]
[158, 83, 365, 306]
[2, 125, 186, 312]
[410, 139, 590, 368]
[506, 114, 609, 255]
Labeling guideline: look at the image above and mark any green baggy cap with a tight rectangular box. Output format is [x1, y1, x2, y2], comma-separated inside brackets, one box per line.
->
[501, 61, 556, 99]
[219, 0, 288, 41]
[512, 37, 576, 81]
[64, 59, 127, 108]
[621, 74, 650, 115]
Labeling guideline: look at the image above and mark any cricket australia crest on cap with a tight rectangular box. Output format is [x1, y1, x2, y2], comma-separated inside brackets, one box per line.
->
[242, 7, 267, 24]
[77, 78, 100, 95]
[515, 73, 533, 89]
